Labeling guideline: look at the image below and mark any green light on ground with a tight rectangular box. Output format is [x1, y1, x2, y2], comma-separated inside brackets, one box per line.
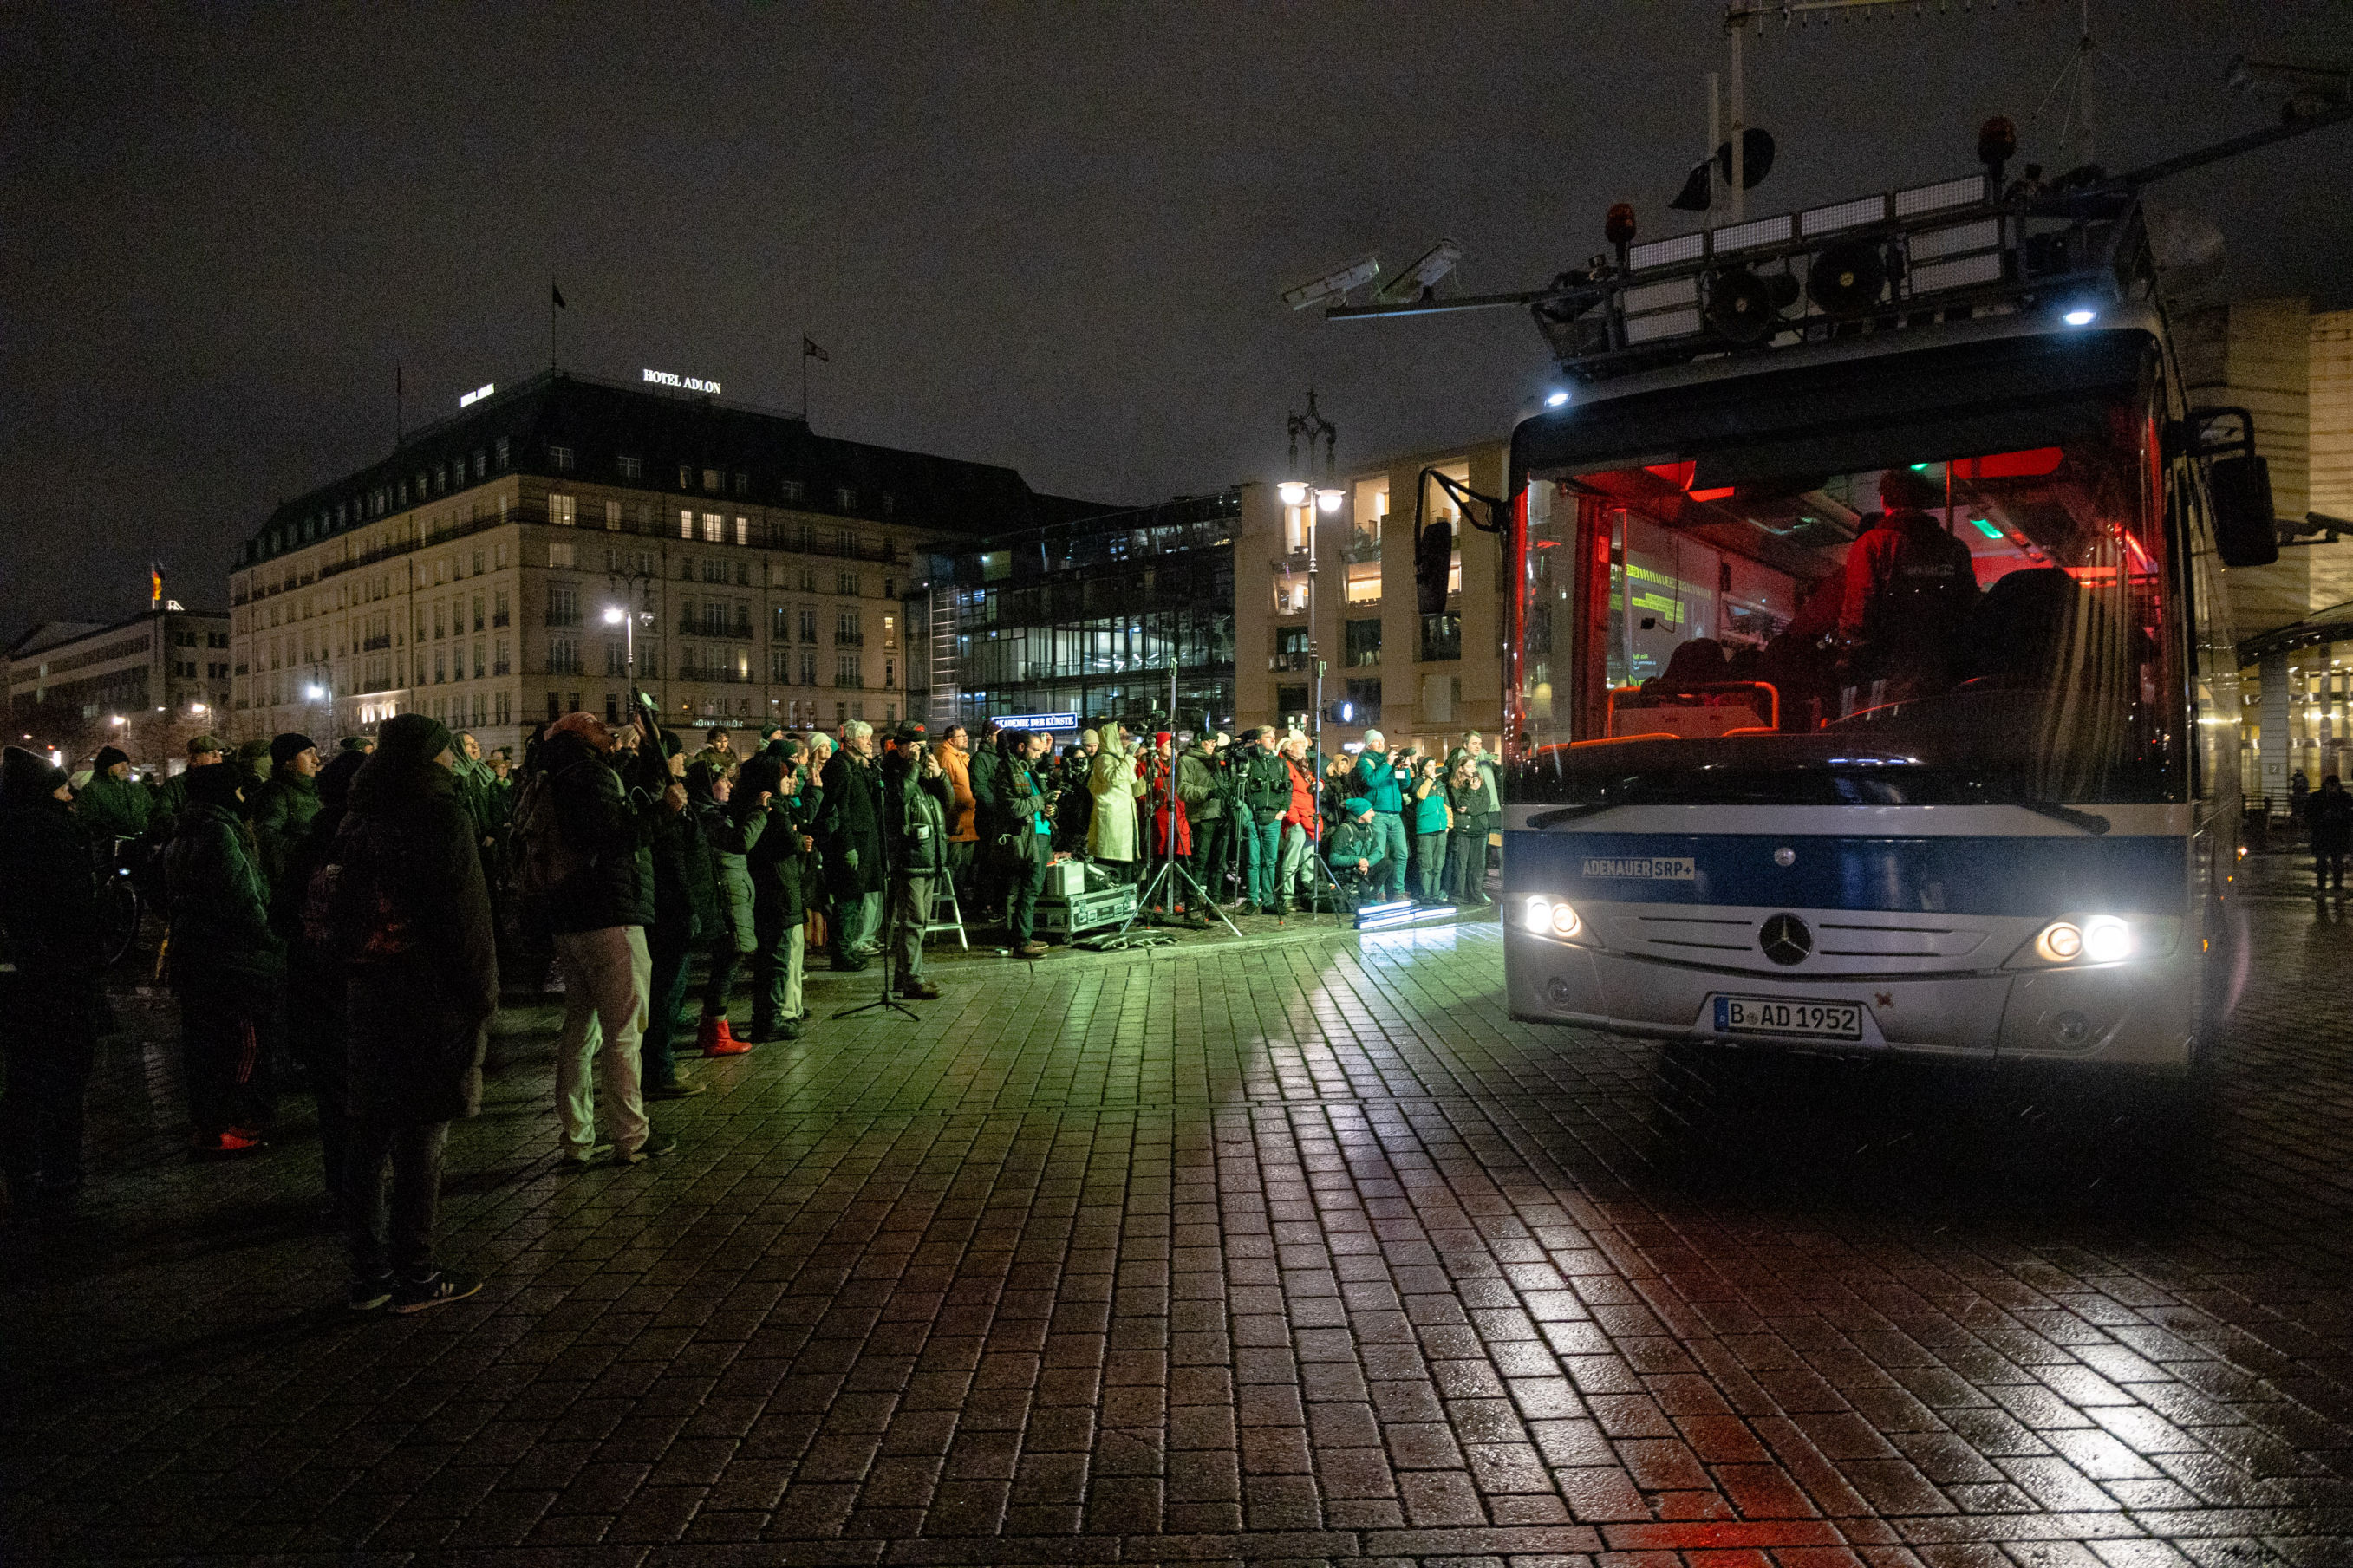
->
[1969, 517, 2003, 538]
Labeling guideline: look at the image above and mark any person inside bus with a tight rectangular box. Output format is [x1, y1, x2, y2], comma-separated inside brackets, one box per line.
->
[1755, 567, 1849, 730]
[1836, 467, 1979, 699]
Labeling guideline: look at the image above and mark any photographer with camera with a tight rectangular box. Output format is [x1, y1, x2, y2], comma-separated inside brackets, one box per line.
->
[1408, 751, 1450, 903]
[880, 726, 950, 999]
[981, 728, 1058, 958]
[818, 721, 885, 972]
[1444, 733, 1501, 906]
[518, 701, 676, 1168]
[1350, 730, 1411, 904]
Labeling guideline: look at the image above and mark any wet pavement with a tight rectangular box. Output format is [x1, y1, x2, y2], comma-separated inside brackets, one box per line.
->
[6, 865, 2353, 1567]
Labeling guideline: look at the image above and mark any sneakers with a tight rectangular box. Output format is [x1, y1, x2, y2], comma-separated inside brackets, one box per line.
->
[897, 979, 942, 1000]
[191, 1128, 267, 1160]
[615, 1129, 679, 1165]
[348, 1275, 395, 1311]
[700, 1017, 753, 1057]
[644, 1077, 707, 1101]
[560, 1141, 613, 1168]
[748, 1018, 804, 1044]
[1016, 942, 1049, 960]
[389, 1271, 483, 1314]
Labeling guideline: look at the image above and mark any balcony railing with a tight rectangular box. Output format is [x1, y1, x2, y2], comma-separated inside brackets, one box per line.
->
[1268, 652, 1313, 673]
[360, 634, 393, 651]
[835, 631, 864, 647]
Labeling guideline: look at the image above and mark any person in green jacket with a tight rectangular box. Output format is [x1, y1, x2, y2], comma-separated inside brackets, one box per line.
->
[147, 732, 230, 841]
[164, 761, 284, 1156]
[248, 733, 323, 901]
[76, 745, 151, 848]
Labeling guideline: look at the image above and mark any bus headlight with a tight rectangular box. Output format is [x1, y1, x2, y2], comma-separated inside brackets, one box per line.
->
[2082, 915, 2132, 963]
[2020, 914, 2152, 967]
[1522, 895, 1582, 940]
[2034, 921, 2083, 963]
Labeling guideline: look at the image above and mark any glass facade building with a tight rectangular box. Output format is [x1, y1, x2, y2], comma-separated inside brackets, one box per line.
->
[913, 491, 1239, 739]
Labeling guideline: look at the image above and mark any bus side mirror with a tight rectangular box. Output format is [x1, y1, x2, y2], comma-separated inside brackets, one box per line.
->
[2210, 454, 2279, 569]
[2170, 406, 2279, 569]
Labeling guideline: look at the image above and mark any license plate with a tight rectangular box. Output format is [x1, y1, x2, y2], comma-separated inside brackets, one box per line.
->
[1712, 995, 1863, 1040]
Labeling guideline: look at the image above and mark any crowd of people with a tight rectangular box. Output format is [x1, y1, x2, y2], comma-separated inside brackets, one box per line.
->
[0, 710, 1501, 1311]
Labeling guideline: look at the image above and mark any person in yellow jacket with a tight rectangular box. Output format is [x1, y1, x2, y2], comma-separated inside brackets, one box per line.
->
[1085, 721, 1144, 880]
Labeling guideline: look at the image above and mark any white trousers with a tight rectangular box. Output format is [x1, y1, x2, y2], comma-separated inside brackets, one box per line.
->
[551, 925, 652, 1156]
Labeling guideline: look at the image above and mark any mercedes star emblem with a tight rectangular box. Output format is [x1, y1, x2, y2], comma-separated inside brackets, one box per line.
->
[1759, 913, 1813, 966]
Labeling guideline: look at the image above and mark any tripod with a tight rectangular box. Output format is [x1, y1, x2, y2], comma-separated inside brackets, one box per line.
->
[1122, 675, 1242, 940]
[832, 878, 920, 1021]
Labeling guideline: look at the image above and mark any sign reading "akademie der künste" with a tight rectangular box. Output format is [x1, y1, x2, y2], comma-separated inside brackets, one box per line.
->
[642, 368, 721, 394]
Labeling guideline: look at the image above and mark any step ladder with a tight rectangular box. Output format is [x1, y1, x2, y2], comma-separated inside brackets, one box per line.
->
[923, 872, 969, 949]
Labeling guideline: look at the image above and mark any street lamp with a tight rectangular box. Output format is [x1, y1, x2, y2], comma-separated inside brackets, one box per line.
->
[603, 602, 635, 680]
[1281, 390, 1342, 756]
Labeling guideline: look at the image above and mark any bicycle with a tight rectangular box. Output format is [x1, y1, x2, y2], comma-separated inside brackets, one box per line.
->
[95, 836, 146, 968]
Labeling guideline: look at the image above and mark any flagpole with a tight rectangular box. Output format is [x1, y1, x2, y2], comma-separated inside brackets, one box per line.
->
[801, 345, 809, 422]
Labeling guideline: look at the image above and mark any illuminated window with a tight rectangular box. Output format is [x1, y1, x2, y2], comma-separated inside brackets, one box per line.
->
[604, 500, 621, 530]
[548, 494, 576, 526]
[679, 509, 694, 540]
[733, 516, 748, 546]
[547, 541, 576, 569]
[701, 512, 724, 543]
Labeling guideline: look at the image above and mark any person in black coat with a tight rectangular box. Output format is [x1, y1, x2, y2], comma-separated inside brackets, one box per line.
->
[329, 713, 499, 1312]
[165, 758, 284, 1157]
[742, 747, 821, 1040]
[276, 748, 368, 1220]
[2311, 773, 2352, 894]
[641, 731, 718, 1099]
[881, 729, 953, 999]
[0, 747, 104, 1216]
[530, 712, 678, 1166]
[818, 721, 885, 971]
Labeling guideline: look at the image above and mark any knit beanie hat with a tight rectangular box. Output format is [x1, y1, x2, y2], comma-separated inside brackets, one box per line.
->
[270, 732, 318, 768]
[374, 713, 453, 770]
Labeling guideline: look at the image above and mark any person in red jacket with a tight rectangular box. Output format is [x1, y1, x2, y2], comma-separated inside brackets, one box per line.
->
[1836, 466, 1980, 699]
[1272, 734, 1321, 915]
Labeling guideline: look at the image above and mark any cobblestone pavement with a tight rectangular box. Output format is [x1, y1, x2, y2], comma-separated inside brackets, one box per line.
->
[6, 878, 2353, 1568]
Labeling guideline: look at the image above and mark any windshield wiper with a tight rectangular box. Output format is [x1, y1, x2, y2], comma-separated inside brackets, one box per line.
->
[1526, 802, 1619, 830]
[1526, 780, 1691, 829]
[2002, 800, 2111, 836]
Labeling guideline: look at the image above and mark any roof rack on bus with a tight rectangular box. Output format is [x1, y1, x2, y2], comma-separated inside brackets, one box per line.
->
[1316, 98, 2353, 386]
[1519, 172, 2149, 383]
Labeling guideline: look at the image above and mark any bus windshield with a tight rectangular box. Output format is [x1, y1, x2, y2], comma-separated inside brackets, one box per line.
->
[1513, 348, 2181, 808]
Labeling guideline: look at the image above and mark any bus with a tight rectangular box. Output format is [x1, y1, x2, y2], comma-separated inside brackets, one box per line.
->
[1499, 172, 2277, 1071]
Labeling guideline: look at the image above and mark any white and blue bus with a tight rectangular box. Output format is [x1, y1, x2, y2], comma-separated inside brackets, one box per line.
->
[1497, 173, 2279, 1072]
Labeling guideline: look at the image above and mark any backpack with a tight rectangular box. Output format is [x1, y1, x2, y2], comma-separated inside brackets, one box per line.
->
[505, 765, 583, 901]
[302, 813, 418, 964]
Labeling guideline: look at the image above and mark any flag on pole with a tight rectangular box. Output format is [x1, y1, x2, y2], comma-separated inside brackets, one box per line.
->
[151, 562, 164, 609]
[803, 337, 829, 363]
[551, 282, 567, 309]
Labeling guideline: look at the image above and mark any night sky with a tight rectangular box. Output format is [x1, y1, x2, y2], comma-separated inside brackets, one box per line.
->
[6, 1, 2349, 635]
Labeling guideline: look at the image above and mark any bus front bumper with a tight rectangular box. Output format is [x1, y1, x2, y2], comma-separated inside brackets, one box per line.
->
[1504, 931, 2193, 1067]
